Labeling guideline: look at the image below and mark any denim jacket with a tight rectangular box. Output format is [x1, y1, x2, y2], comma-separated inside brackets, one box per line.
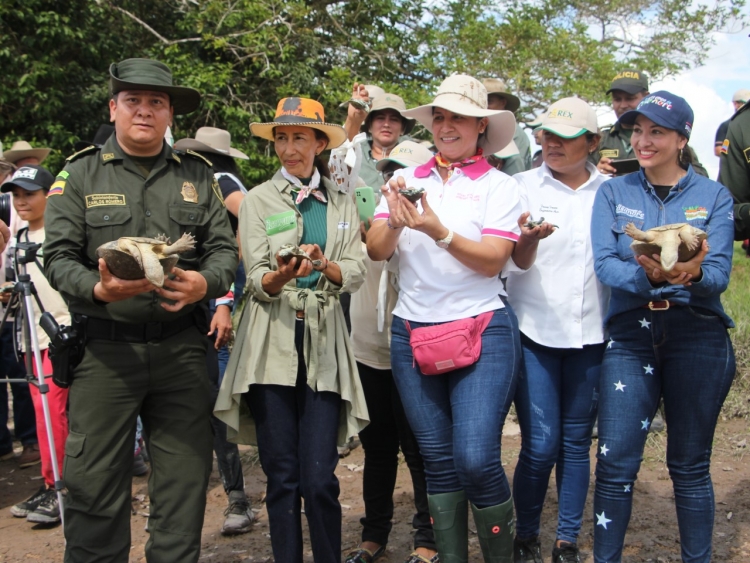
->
[591, 165, 735, 328]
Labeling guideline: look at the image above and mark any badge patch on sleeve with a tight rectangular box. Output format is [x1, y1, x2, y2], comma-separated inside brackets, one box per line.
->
[600, 149, 619, 159]
[47, 173, 67, 197]
[212, 178, 225, 207]
[85, 194, 127, 207]
[744, 146, 750, 164]
[720, 138, 729, 155]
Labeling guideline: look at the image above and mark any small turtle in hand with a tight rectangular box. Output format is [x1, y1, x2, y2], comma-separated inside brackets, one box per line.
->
[524, 216, 559, 229]
[624, 222, 707, 272]
[278, 244, 323, 270]
[96, 233, 196, 287]
[398, 187, 425, 204]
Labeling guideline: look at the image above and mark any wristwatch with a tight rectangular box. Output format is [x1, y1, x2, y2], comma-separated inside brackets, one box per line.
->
[435, 230, 454, 249]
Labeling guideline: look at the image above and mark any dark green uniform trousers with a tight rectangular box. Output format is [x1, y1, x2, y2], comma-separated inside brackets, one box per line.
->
[63, 326, 213, 563]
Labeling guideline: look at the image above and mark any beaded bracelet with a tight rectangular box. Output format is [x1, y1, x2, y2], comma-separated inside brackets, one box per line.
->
[387, 218, 402, 230]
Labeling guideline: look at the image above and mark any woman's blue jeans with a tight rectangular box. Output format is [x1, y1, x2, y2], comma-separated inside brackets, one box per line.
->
[390, 307, 521, 508]
[514, 334, 604, 544]
[593, 307, 735, 563]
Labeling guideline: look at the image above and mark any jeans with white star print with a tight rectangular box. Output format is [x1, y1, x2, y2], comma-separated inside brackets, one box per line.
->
[593, 307, 735, 563]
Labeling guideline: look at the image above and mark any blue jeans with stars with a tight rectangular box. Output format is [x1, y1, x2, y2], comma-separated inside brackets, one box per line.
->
[593, 307, 735, 563]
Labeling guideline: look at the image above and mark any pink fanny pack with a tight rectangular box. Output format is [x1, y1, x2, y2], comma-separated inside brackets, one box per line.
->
[405, 311, 494, 375]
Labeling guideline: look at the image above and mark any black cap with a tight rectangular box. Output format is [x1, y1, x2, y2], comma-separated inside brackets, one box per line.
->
[606, 70, 649, 95]
[1, 165, 55, 193]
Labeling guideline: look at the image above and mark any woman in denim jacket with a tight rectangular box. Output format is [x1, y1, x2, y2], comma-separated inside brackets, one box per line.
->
[590, 91, 735, 563]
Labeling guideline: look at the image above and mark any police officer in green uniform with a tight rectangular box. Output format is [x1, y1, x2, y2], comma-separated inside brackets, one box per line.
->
[43, 58, 238, 563]
[591, 69, 709, 177]
[718, 101, 750, 239]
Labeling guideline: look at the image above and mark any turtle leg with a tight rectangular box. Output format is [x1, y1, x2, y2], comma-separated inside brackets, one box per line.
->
[678, 227, 700, 252]
[659, 237, 680, 272]
[117, 239, 145, 271]
[140, 251, 165, 287]
[163, 232, 196, 256]
[624, 223, 654, 242]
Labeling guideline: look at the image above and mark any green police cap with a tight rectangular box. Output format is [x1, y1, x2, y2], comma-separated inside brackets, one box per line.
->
[606, 70, 649, 95]
[109, 58, 201, 115]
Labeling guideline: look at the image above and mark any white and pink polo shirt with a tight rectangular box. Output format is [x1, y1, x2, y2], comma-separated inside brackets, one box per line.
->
[374, 157, 523, 323]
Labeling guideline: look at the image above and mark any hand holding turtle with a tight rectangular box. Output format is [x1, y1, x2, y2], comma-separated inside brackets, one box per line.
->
[637, 239, 708, 286]
[156, 267, 208, 312]
[347, 82, 371, 123]
[400, 192, 448, 241]
[517, 212, 556, 241]
[380, 177, 407, 229]
[93, 258, 156, 303]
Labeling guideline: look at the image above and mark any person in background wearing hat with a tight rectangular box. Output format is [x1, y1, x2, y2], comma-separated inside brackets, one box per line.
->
[483, 78, 532, 173]
[346, 139, 438, 563]
[0, 144, 40, 471]
[592, 70, 708, 178]
[3, 165, 70, 525]
[368, 74, 524, 563]
[591, 91, 735, 563]
[344, 83, 416, 187]
[2, 141, 51, 168]
[173, 126, 255, 536]
[214, 96, 367, 563]
[487, 140, 521, 173]
[714, 88, 749, 158]
[504, 98, 607, 563]
[718, 91, 750, 241]
[43, 58, 238, 562]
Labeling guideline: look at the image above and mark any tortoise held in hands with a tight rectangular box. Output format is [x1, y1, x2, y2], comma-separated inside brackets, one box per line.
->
[277, 244, 323, 270]
[624, 222, 707, 272]
[96, 233, 196, 287]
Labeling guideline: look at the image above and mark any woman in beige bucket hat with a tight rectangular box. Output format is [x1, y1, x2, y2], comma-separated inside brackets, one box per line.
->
[367, 74, 524, 563]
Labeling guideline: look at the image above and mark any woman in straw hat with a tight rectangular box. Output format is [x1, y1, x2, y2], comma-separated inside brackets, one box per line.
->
[214, 97, 367, 563]
[591, 92, 735, 563]
[367, 74, 524, 562]
[504, 98, 607, 563]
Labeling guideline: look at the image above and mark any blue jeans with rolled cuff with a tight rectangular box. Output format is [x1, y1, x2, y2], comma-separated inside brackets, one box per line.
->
[244, 321, 342, 563]
[513, 334, 604, 544]
[390, 306, 521, 508]
[593, 307, 735, 563]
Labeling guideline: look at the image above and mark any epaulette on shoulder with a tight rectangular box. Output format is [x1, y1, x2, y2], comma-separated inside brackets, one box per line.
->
[65, 145, 99, 162]
[180, 149, 214, 167]
[600, 124, 614, 132]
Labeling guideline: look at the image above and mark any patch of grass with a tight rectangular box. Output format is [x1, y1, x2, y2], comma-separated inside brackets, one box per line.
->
[721, 243, 750, 419]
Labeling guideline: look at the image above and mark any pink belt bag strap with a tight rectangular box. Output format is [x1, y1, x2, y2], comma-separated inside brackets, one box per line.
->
[405, 311, 494, 375]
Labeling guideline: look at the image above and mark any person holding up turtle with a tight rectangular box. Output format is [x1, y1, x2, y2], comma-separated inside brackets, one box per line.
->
[43, 58, 237, 562]
[590, 91, 735, 563]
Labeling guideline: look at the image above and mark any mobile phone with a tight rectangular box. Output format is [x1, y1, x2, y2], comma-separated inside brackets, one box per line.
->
[355, 187, 377, 227]
[611, 158, 640, 176]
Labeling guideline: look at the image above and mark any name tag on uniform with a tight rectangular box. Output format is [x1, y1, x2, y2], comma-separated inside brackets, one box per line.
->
[85, 194, 127, 207]
[600, 149, 619, 158]
[338, 222, 350, 229]
[265, 210, 296, 236]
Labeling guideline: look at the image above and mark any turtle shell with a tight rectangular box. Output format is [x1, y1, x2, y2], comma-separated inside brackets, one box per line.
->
[96, 239, 179, 281]
[278, 244, 314, 271]
[629, 224, 707, 263]
[399, 187, 425, 204]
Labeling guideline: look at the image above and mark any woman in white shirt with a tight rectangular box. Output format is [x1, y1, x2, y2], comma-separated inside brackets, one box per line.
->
[367, 75, 523, 563]
[505, 98, 607, 563]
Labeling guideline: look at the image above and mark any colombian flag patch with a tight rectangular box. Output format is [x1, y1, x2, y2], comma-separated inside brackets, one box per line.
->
[47, 180, 65, 197]
[720, 138, 729, 155]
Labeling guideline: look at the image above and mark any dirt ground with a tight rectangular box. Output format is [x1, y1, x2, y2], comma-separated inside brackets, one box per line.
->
[1, 418, 750, 562]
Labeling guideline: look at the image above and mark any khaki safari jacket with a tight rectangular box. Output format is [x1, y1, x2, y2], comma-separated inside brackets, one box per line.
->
[43, 136, 238, 322]
[214, 170, 369, 445]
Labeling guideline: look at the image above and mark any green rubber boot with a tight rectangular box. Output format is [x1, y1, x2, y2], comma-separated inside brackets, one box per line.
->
[427, 491, 469, 563]
[471, 497, 515, 563]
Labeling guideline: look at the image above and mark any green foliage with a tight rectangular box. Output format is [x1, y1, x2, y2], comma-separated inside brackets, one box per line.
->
[0, 0, 746, 179]
[722, 244, 750, 419]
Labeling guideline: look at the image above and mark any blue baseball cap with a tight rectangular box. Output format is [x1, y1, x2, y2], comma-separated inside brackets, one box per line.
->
[618, 90, 694, 139]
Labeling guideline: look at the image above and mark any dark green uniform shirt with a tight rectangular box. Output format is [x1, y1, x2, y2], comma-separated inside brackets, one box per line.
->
[718, 102, 750, 239]
[589, 121, 709, 178]
[43, 135, 238, 323]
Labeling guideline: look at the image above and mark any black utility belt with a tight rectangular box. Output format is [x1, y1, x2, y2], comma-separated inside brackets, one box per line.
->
[86, 315, 196, 344]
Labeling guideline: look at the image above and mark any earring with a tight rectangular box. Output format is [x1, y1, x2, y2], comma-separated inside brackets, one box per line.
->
[679, 148, 684, 161]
